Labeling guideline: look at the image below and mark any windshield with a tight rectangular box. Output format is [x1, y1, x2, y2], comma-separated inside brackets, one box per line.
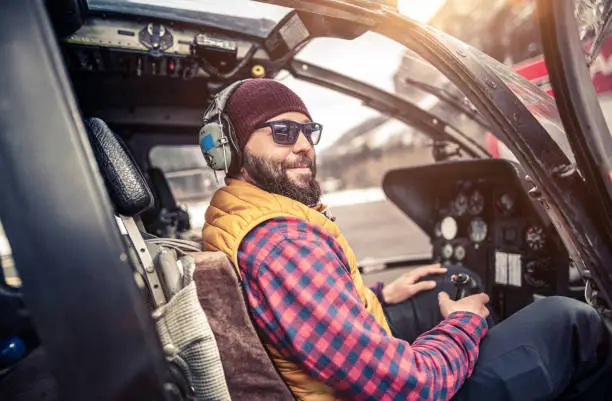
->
[87, 0, 293, 38]
[573, 0, 612, 154]
[411, 21, 576, 164]
[295, 32, 490, 150]
[422, 0, 579, 163]
[470, 45, 577, 164]
[576, 0, 612, 64]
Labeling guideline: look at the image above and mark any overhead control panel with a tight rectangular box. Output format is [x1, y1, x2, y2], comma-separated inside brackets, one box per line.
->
[61, 18, 272, 81]
[63, 18, 261, 57]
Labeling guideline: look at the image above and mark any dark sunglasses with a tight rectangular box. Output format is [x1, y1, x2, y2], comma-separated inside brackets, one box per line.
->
[256, 120, 323, 146]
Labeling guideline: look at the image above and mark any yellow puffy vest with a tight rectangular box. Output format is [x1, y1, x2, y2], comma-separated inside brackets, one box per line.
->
[202, 179, 391, 401]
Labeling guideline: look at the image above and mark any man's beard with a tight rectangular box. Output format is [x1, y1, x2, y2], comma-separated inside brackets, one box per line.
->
[241, 152, 322, 207]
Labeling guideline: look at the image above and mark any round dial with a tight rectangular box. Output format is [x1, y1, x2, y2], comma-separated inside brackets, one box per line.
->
[497, 193, 515, 215]
[525, 225, 546, 251]
[468, 218, 488, 243]
[454, 245, 466, 261]
[453, 193, 468, 216]
[440, 216, 458, 240]
[524, 259, 551, 288]
[468, 190, 484, 215]
[441, 243, 453, 259]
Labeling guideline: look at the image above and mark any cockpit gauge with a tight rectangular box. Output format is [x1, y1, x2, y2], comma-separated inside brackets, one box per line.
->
[468, 218, 487, 243]
[440, 216, 458, 240]
[468, 190, 484, 215]
[452, 193, 468, 216]
[454, 245, 466, 261]
[497, 193, 515, 215]
[524, 259, 550, 288]
[525, 225, 546, 251]
[441, 243, 453, 260]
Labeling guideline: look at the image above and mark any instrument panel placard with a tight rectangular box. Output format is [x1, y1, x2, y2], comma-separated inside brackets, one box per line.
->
[495, 251, 522, 287]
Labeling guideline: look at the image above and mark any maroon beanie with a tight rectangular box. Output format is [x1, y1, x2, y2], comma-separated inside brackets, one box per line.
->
[225, 79, 312, 150]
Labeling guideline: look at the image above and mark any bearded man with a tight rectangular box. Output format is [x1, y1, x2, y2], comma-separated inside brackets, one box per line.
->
[202, 78, 612, 401]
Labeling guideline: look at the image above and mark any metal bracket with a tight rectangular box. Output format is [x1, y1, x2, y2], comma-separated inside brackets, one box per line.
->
[432, 139, 462, 161]
[119, 216, 167, 307]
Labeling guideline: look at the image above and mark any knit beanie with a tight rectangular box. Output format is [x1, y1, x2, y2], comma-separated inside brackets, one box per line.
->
[225, 79, 312, 150]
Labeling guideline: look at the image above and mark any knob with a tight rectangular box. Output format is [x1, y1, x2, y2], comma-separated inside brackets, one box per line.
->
[451, 272, 481, 300]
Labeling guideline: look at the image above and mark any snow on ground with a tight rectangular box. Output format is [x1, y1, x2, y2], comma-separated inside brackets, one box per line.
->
[184, 187, 386, 229]
[321, 187, 386, 207]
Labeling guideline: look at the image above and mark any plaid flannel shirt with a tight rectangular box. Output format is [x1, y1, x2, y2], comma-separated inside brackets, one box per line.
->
[237, 216, 487, 401]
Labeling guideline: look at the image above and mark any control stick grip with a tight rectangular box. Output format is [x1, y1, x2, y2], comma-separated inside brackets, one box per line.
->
[451, 273, 482, 300]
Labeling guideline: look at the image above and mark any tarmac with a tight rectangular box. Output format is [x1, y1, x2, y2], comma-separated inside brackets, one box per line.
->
[1, 197, 431, 288]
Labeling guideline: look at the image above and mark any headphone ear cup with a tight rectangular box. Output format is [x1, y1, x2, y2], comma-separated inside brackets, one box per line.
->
[223, 115, 242, 174]
[199, 122, 232, 171]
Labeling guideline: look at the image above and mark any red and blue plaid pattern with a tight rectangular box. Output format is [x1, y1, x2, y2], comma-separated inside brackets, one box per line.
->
[238, 217, 488, 401]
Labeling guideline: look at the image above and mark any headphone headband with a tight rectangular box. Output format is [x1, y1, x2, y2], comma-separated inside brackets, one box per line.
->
[199, 79, 252, 173]
[202, 79, 247, 125]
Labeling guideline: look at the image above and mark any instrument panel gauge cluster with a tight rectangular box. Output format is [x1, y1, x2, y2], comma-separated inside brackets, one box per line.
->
[440, 216, 458, 240]
[525, 225, 546, 251]
[524, 258, 552, 288]
[452, 193, 469, 216]
[468, 190, 484, 215]
[439, 243, 467, 262]
[441, 243, 454, 260]
[454, 245, 466, 261]
[415, 162, 566, 307]
[468, 218, 488, 243]
[497, 192, 516, 216]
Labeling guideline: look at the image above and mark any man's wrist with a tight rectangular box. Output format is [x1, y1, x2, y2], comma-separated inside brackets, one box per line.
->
[445, 311, 489, 339]
[381, 284, 398, 305]
[370, 281, 387, 305]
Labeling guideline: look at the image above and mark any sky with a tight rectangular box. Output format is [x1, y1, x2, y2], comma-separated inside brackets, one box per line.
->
[282, 34, 405, 150]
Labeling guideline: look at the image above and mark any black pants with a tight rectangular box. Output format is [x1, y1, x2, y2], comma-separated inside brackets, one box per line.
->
[383, 266, 612, 401]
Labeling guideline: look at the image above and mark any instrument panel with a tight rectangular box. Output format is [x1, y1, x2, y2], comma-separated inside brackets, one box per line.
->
[383, 159, 576, 318]
[434, 182, 548, 264]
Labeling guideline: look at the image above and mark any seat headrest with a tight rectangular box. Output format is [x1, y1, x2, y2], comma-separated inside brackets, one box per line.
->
[84, 117, 154, 216]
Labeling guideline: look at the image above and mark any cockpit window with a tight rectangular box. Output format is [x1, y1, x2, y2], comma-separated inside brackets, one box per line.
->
[149, 144, 223, 200]
[296, 32, 405, 94]
[87, 0, 293, 38]
[295, 32, 490, 146]
[149, 145, 223, 230]
[463, 35, 576, 163]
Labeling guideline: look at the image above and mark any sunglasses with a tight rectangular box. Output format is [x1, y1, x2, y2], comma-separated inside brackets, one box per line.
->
[256, 120, 323, 146]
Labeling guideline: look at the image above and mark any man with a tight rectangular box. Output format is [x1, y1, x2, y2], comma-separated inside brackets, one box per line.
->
[202, 79, 612, 401]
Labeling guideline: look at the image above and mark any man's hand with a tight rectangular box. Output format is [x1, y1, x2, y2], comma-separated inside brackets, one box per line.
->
[381, 264, 448, 304]
[438, 291, 490, 319]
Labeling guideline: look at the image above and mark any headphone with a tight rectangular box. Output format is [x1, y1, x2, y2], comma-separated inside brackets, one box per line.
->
[199, 79, 252, 173]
